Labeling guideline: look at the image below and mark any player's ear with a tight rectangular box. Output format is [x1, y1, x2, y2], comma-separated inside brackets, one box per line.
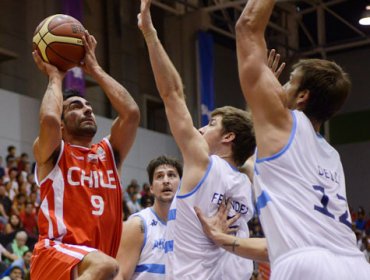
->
[296, 89, 309, 110]
[222, 132, 235, 143]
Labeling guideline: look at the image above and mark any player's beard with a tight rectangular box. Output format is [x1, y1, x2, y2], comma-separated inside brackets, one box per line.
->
[77, 123, 97, 138]
[68, 121, 97, 138]
[156, 193, 174, 204]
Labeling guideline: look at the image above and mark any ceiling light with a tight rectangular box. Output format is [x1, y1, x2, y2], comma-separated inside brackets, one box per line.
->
[359, 5, 370, 25]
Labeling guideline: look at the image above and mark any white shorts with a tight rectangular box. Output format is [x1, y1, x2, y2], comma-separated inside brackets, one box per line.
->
[271, 247, 370, 280]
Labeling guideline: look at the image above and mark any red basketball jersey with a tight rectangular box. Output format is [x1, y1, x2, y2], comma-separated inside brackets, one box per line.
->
[37, 138, 122, 257]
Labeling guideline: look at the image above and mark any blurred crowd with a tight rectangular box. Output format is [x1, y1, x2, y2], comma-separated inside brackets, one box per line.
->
[0, 146, 38, 280]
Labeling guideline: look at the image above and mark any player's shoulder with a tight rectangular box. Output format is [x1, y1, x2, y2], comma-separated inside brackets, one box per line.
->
[124, 215, 145, 236]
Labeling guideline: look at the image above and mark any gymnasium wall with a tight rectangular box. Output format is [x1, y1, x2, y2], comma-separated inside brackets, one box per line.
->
[0, 89, 181, 188]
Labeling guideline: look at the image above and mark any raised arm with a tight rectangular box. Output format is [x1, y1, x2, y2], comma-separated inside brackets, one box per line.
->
[236, 0, 292, 158]
[138, 0, 209, 182]
[32, 51, 65, 181]
[114, 218, 144, 280]
[81, 31, 140, 170]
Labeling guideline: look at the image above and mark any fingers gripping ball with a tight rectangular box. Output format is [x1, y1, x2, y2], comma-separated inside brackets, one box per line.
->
[32, 14, 86, 71]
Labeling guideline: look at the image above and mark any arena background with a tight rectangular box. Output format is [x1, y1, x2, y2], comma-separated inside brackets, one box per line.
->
[0, 0, 369, 210]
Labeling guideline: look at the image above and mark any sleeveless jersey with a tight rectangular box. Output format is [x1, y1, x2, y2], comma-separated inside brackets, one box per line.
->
[131, 207, 167, 280]
[254, 110, 363, 264]
[36, 138, 122, 257]
[165, 155, 254, 279]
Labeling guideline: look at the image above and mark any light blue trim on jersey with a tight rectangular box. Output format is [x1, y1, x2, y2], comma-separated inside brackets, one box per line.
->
[256, 110, 297, 163]
[135, 263, 165, 274]
[223, 158, 238, 172]
[164, 240, 174, 253]
[150, 207, 166, 226]
[256, 191, 272, 215]
[316, 132, 324, 139]
[177, 157, 213, 199]
[168, 209, 176, 221]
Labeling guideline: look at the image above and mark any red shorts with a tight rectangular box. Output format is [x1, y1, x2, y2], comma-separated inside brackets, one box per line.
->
[30, 239, 97, 280]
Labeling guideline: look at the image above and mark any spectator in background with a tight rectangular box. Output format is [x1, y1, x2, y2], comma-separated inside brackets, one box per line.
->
[15, 175, 26, 198]
[0, 157, 5, 180]
[124, 180, 140, 202]
[6, 231, 29, 261]
[4, 158, 17, 184]
[0, 243, 18, 274]
[11, 195, 26, 217]
[122, 199, 131, 222]
[126, 191, 142, 215]
[23, 175, 34, 197]
[19, 203, 37, 240]
[16, 154, 28, 175]
[140, 182, 154, 208]
[27, 193, 39, 214]
[365, 211, 370, 235]
[1, 250, 32, 279]
[0, 265, 23, 280]
[141, 195, 154, 208]
[5, 147, 16, 166]
[355, 206, 366, 231]
[4, 215, 22, 236]
[5, 169, 18, 201]
[0, 185, 11, 218]
[140, 182, 150, 198]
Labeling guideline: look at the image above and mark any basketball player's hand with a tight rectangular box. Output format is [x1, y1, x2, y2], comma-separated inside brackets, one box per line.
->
[194, 199, 241, 246]
[267, 49, 285, 79]
[32, 50, 65, 80]
[138, 0, 156, 40]
[81, 30, 100, 76]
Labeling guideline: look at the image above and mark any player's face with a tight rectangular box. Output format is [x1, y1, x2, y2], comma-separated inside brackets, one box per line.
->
[283, 68, 304, 110]
[62, 96, 97, 138]
[150, 164, 180, 203]
[198, 115, 223, 153]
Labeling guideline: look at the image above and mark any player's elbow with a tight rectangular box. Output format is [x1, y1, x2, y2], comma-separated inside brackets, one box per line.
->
[39, 112, 61, 129]
[125, 103, 140, 125]
[236, 14, 255, 36]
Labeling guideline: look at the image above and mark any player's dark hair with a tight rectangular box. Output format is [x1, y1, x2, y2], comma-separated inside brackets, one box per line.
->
[146, 156, 183, 185]
[293, 59, 350, 123]
[211, 106, 255, 167]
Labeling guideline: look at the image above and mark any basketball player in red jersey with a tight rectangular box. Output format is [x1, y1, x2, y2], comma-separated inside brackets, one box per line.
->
[30, 30, 140, 279]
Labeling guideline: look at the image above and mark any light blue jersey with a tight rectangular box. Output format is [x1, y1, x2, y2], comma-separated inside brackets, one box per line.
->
[254, 110, 370, 279]
[165, 155, 254, 279]
[131, 207, 167, 280]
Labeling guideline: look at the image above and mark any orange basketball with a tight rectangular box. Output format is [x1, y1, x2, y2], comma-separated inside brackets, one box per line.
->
[32, 14, 86, 71]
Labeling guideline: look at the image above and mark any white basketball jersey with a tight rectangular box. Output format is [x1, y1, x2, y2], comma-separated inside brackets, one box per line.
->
[165, 155, 254, 279]
[131, 207, 167, 280]
[254, 110, 363, 264]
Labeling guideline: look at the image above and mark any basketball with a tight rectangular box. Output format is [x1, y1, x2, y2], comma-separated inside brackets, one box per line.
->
[32, 14, 86, 71]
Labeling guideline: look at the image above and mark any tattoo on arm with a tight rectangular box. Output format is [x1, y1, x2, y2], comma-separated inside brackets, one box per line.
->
[223, 239, 239, 252]
[139, 219, 145, 234]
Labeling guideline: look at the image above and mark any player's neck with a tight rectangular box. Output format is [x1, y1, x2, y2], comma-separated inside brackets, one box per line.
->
[63, 135, 93, 148]
[152, 202, 171, 223]
[219, 154, 237, 168]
